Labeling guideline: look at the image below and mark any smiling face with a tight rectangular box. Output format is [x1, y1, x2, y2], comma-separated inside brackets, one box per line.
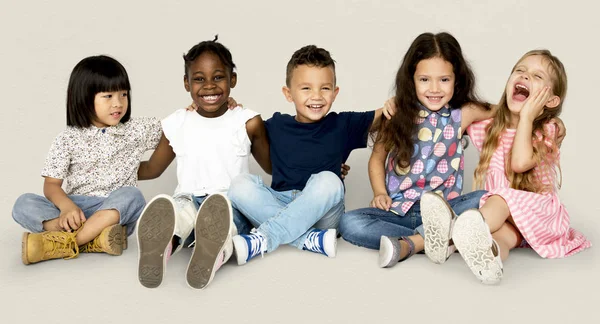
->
[506, 54, 557, 115]
[184, 51, 236, 118]
[282, 64, 339, 123]
[413, 57, 455, 111]
[92, 90, 128, 128]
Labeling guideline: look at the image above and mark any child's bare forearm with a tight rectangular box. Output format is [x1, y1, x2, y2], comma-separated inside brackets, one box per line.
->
[368, 143, 388, 196]
[369, 108, 383, 131]
[43, 178, 75, 211]
[511, 117, 536, 173]
[138, 135, 175, 180]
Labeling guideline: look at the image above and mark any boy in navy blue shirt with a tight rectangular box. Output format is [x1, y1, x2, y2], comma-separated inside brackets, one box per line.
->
[228, 45, 386, 264]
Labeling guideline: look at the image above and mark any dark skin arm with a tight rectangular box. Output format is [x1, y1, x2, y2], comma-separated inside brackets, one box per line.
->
[137, 134, 176, 180]
[246, 115, 272, 175]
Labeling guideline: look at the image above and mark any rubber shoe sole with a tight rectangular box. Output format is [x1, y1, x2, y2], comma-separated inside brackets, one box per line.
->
[421, 192, 455, 264]
[186, 193, 232, 289]
[136, 195, 176, 288]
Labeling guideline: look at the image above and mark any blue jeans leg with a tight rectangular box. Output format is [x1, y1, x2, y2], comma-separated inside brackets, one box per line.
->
[228, 173, 287, 229]
[339, 207, 421, 250]
[12, 186, 146, 236]
[228, 171, 345, 252]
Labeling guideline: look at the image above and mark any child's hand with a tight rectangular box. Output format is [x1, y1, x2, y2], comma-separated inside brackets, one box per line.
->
[58, 206, 85, 232]
[521, 87, 551, 121]
[227, 97, 243, 109]
[549, 117, 566, 147]
[382, 97, 397, 120]
[185, 102, 198, 112]
[370, 194, 392, 211]
[341, 163, 351, 179]
[185, 98, 242, 112]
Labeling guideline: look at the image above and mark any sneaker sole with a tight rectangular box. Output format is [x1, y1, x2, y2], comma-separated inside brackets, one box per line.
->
[21, 232, 31, 265]
[378, 236, 396, 268]
[186, 193, 232, 289]
[452, 209, 503, 285]
[232, 235, 249, 266]
[324, 229, 337, 258]
[421, 192, 454, 264]
[137, 196, 176, 288]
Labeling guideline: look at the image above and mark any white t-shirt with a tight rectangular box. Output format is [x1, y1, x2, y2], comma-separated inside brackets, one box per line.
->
[161, 107, 259, 196]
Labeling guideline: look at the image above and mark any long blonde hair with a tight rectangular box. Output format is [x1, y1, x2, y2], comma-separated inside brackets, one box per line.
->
[474, 50, 567, 193]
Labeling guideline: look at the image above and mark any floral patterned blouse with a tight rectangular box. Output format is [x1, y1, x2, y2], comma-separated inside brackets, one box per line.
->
[41, 117, 162, 197]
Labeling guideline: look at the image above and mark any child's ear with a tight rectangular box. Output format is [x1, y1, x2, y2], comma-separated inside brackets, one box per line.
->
[546, 95, 561, 109]
[230, 72, 237, 89]
[184, 75, 190, 92]
[282, 86, 293, 102]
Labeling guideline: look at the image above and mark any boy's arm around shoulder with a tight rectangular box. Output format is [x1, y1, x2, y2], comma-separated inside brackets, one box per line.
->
[138, 134, 176, 180]
[246, 115, 272, 175]
[370, 108, 383, 131]
[369, 102, 397, 131]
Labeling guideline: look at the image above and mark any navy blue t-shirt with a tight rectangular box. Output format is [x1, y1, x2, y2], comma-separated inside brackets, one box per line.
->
[265, 111, 375, 192]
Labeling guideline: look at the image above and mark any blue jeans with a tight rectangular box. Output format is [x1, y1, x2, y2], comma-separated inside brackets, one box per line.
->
[12, 186, 146, 236]
[228, 171, 345, 252]
[339, 190, 487, 250]
[180, 194, 254, 247]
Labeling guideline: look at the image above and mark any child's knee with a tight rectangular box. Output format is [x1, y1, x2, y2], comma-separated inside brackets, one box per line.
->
[228, 174, 261, 200]
[113, 187, 145, 205]
[12, 193, 38, 222]
[312, 171, 344, 198]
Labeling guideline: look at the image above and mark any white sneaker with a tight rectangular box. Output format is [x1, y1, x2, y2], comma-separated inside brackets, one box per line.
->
[421, 191, 457, 264]
[186, 193, 233, 289]
[136, 194, 176, 288]
[452, 209, 503, 285]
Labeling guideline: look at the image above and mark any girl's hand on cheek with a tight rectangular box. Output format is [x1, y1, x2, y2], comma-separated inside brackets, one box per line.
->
[520, 86, 551, 121]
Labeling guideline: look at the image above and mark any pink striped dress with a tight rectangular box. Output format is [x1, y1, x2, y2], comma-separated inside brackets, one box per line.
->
[467, 119, 591, 258]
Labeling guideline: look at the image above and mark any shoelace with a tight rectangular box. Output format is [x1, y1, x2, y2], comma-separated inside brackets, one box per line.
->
[81, 238, 103, 253]
[44, 231, 80, 259]
[247, 231, 267, 259]
[303, 230, 325, 254]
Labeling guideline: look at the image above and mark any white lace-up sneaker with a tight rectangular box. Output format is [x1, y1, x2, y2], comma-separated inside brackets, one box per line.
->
[421, 191, 457, 264]
[452, 209, 503, 285]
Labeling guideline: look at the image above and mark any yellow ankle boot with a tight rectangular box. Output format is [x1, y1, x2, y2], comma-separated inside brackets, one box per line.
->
[21, 230, 79, 265]
[79, 224, 125, 255]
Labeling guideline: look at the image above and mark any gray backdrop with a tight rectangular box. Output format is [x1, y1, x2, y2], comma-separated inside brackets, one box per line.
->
[1, 1, 598, 323]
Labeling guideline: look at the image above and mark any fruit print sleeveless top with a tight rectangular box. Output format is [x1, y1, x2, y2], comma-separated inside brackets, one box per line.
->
[385, 104, 464, 216]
